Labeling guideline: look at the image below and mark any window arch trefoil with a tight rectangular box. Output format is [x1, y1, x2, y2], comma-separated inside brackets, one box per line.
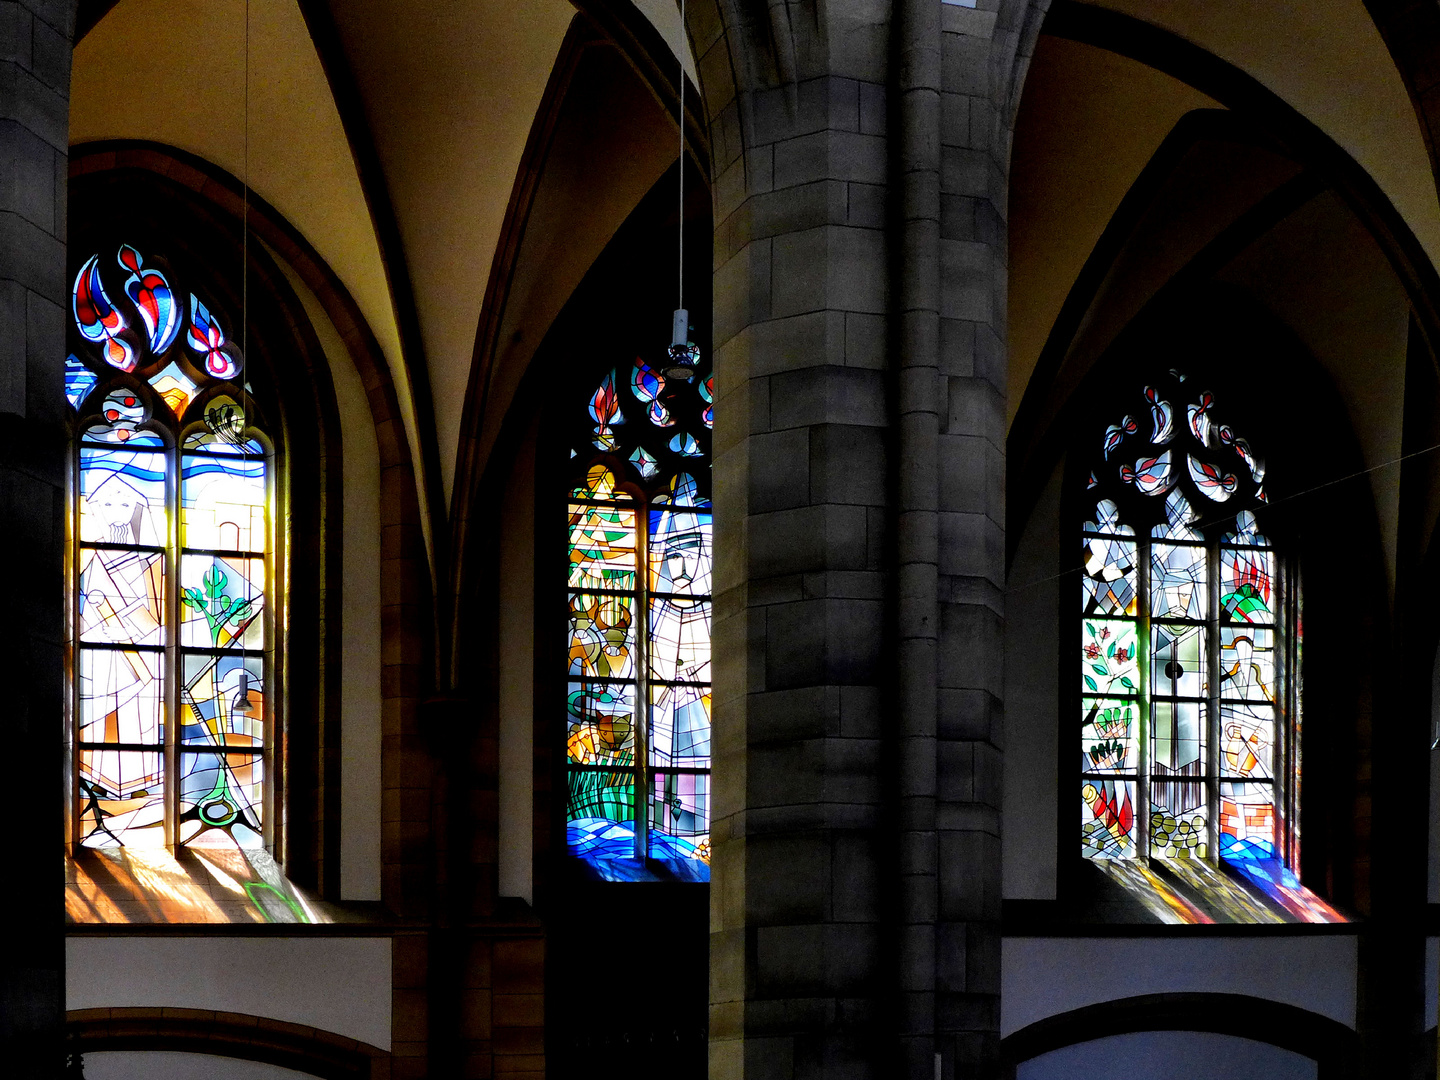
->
[1079, 370, 1300, 879]
[67, 244, 273, 851]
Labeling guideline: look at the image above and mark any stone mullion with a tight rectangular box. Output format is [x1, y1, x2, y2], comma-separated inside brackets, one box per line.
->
[0, 2, 71, 1076]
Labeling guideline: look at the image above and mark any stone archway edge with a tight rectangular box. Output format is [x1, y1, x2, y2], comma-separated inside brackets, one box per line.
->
[67, 1006, 391, 1080]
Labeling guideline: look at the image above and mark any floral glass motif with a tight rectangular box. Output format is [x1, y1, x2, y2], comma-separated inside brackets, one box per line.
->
[68, 244, 270, 851]
[567, 352, 712, 875]
[1077, 372, 1330, 918]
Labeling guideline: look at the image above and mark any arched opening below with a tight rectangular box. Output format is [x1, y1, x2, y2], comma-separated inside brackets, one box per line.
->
[1017, 1030, 1315, 1080]
[82, 1052, 321, 1080]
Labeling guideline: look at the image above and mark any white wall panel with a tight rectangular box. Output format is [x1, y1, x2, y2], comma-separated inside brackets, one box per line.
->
[67, 937, 391, 1049]
[1002, 935, 1357, 1036]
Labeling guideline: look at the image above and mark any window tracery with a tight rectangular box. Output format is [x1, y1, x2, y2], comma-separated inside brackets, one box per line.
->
[68, 244, 272, 851]
[566, 354, 713, 874]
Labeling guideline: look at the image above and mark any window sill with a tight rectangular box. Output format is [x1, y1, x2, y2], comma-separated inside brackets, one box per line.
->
[1002, 856, 1350, 932]
[66, 845, 342, 926]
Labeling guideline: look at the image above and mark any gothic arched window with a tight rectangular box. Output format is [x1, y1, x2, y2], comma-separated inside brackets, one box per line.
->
[565, 356, 713, 873]
[1078, 369, 1327, 912]
[67, 244, 272, 850]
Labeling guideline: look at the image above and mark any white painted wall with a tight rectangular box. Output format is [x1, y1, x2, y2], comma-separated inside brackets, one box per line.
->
[67, 937, 392, 1049]
[1001, 936, 1358, 1037]
[1017, 1031, 1316, 1080]
[498, 420, 538, 904]
[85, 1052, 316, 1080]
[273, 253, 383, 902]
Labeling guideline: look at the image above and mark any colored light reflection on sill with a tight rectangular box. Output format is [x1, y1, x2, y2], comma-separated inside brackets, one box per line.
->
[65, 844, 326, 925]
[1093, 855, 1347, 925]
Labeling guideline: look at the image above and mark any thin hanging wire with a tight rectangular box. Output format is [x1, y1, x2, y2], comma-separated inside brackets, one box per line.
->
[677, 0, 685, 316]
[243, 0, 249, 360]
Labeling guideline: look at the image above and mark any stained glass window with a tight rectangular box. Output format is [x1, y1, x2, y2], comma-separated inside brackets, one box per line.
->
[567, 351, 712, 876]
[1078, 371, 1334, 919]
[67, 245, 272, 851]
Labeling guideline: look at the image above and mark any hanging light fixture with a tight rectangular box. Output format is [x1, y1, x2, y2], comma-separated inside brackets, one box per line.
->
[663, 0, 699, 382]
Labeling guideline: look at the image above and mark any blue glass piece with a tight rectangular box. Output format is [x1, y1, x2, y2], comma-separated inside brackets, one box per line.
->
[668, 431, 703, 457]
[567, 817, 636, 859]
[629, 446, 660, 479]
[66, 354, 98, 410]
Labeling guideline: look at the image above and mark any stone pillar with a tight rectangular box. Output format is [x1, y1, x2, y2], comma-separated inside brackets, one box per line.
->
[705, 26, 895, 1076]
[0, 1, 71, 1075]
[695, 0, 1045, 1076]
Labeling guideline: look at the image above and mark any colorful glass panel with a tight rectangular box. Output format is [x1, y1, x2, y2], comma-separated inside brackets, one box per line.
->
[1150, 542, 1207, 620]
[180, 653, 265, 750]
[1081, 698, 1137, 773]
[1076, 374, 1329, 919]
[568, 504, 638, 591]
[1081, 779, 1135, 859]
[1151, 699, 1205, 775]
[566, 348, 712, 873]
[79, 749, 164, 848]
[568, 593, 637, 680]
[567, 681, 637, 767]
[1220, 626, 1276, 701]
[181, 451, 266, 552]
[179, 751, 263, 847]
[1221, 544, 1274, 623]
[66, 353, 98, 409]
[568, 770, 637, 858]
[651, 683, 712, 770]
[1217, 781, 1276, 860]
[67, 244, 270, 855]
[79, 447, 166, 543]
[1149, 784, 1207, 859]
[1081, 501, 1137, 616]
[1152, 622, 1205, 699]
[78, 648, 164, 745]
[78, 547, 165, 647]
[179, 555, 265, 651]
[1080, 619, 1139, 696]
[1221, 703, 1274, 779]
[649, 771, 709, 861]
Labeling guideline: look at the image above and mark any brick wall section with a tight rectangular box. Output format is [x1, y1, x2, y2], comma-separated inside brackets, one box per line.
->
[0, 1, 70, 1075]
[492, 936, 545, 1077]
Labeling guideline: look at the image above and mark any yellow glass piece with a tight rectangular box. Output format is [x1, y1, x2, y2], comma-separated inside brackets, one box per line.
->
[568, 502, 637, 591]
